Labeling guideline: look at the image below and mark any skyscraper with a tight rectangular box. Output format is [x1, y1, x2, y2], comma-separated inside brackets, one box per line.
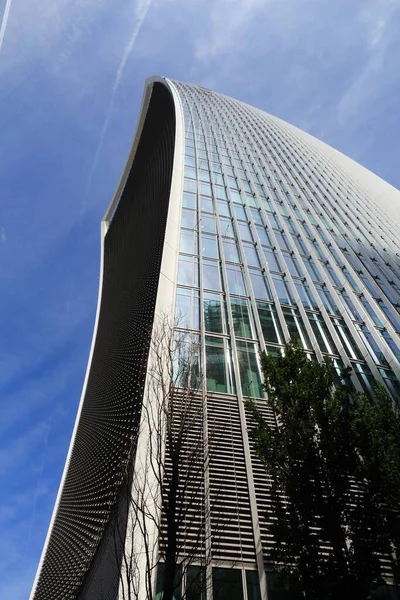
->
[31, 77, 400, 600]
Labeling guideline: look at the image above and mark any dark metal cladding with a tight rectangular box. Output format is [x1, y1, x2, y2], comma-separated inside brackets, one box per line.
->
[33, 82, 176, 600]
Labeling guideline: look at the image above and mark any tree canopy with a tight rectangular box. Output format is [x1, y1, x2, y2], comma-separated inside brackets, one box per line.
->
[247, 339, 400, 600]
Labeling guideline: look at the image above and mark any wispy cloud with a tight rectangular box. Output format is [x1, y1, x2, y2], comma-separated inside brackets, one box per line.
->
[0, 0, 13, 53]
[82, 0, 153, 208]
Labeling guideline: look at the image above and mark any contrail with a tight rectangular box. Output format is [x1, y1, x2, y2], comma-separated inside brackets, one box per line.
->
[0, 0, 13, 52]
[82, 0, 152, 209]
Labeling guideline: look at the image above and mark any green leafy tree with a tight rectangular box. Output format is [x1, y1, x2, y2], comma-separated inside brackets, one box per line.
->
[246, 339, 400, 600]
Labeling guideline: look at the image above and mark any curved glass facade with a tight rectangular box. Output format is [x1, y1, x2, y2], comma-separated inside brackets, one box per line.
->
[32, 77, 400, 600]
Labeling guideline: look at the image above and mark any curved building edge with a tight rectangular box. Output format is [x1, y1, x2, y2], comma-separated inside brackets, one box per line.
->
[30, 75, 184, 600]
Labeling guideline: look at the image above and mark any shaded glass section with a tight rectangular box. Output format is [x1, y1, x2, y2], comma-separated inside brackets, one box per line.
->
[237, 341, 264, 397]
[212, 568, 244, 600]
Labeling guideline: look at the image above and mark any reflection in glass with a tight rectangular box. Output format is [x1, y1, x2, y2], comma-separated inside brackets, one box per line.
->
[237, 341, 264, 397]
[257, 302, 284, 344]
[203, 260, 221, 291]
[178, 256, 199, 287]
[175, 287, 199, 330]
[231, 298, 253, 338]
[223, 239, 240, 263]
[250, 271, 272, 300]
[204, 292, 224, 333]
[227, 265, 246, 296]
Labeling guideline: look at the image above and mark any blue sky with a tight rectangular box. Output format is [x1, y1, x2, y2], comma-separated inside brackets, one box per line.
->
[0, 0, 399, 597]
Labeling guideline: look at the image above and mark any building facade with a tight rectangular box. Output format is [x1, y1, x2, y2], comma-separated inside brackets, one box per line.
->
[31, 77, 400, 600]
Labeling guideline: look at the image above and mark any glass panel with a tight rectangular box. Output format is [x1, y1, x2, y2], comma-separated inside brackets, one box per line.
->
[257, 302, 284, 344]
[331, 319, 364, 360]
[353, 363, 375, 398]
[264, 247, 281, 272]
[202, 234, 218, 259]
[227, 265, 246, 296]
[246, 571, 261, 600]
[213, 568, 244, 600]
[173, 332, 201, 389]
[293, 280, 313, 309]
[250, 271, 272, 300]
[184, 178, 197, 193]
[178, 256, 199, 287]
[283, 308, 312, 349]
[183, 192, 196, 209]
[272, 275, 295, 305]
[379, 368, 400, 398]
[308, 313, 337, 354]
[230, 190, 245, 204]
[201, 215, 216, 233]
[215, 185, 227, 200]
[182, 208, 196, 229]
[204, 292, 224, 333]
[180, 229, 197, 255]
[186, 566, 205, 600]
[231, 298, 253, 338]
[203, 260, 221, 291]
[217, 200, 231, 217]
[220, 217, 235, 238]
[237, 341, 264, 397]
[223, 239, 240, 263]
[205, 337, 228, 393]
[155, 563, 182, 600]
[244, 244, 260, 267]
[200, 196, 214, 213]
[256, 226, 272, 247]
[175, 287, 199, 330]
[200, 182, 212, 197]
[234, 204, 247, 221]
[238, 221, 253, 241]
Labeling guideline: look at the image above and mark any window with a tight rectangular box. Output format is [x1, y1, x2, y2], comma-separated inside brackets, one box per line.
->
[256, 226, 272, 247]
[283, 307, 312, 349]
[201, 214, 216, 233]
[184, 178, 197, 193]
[205, 337, 232, 394]
[200, 196, 214, 213]
[220, 217, 235, 238]
[213, 568, 243, 600]
[237, 341, 264, 397]
[250, 271, 272, 300]
[175, 287, 199, 330]
[272, 275, 295, 305]
[308, 313, 337, 354]
[234, 204, 247, 221]
[223, 239, 240, 263]
[246, 571, 261, 600]
[183, 192, 196, 209]
[202, 234, 218, 259]
[238, 221, 253, 242]
[181, 208, 197, 229]
[178, 256, 199, 287]
[204, 292, 224, 333]
[180, 229, 197, 255]
[203, 260, 221, 291]
[243, 243, 260, 267]
[264, 247, 281, 272]
[331, 318, 364, 360]
[257, 302, 284, 344]
[226, 265, 246, 295]
[231, 298, 253, 338]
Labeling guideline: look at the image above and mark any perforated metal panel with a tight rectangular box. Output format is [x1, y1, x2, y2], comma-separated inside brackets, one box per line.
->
[32, 82, 176, 600]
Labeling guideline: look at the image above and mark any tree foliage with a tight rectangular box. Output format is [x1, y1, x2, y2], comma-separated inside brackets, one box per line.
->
[247, 339, 400, 600]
